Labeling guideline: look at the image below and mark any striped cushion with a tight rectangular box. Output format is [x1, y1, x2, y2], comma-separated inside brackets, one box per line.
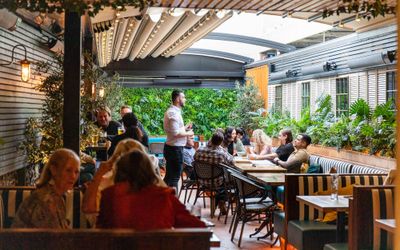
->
[0, 187, 86, 228]
[318, 157, 352, 173]
[309, 155, 320, 166]
[372, 189, 394, 250]
[339, 175, 385, 187]
[351, 165, 389, 174]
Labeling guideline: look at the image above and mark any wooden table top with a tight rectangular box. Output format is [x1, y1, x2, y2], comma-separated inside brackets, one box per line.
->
[247, 173, 286, 186]
[296, 195, 349, 212]
[375, 219, 396, 234]
[233, 157, 287, 173]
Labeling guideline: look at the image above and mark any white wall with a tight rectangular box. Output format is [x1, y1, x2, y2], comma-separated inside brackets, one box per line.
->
[268, 66, 396, 118]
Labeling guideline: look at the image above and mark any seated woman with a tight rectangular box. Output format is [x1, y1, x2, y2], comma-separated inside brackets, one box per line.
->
[97, 150, 205, 230]
[247, 129, 272, 158]
[248, 129, 294, 161]
[83, 139, 163, 215]
[108, 112, 147, 157]
[222, 127, 245, 156]
[12, 149, 80, 228]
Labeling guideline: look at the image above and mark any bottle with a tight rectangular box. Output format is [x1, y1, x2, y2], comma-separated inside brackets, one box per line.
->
[330, 166, 339, 200]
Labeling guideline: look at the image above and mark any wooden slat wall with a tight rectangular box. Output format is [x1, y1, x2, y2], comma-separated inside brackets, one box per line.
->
[0, 22, 53, 176]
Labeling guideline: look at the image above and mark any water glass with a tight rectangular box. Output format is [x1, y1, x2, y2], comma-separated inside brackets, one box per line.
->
[331, 173, 339, 200]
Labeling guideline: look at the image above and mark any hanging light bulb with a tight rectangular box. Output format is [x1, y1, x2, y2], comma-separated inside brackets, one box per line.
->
[20, 59, 30, 82]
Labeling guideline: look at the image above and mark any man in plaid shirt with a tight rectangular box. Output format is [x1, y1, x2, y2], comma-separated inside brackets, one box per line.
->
[194, 131, 233, 214]
[194, 131, 234, 166]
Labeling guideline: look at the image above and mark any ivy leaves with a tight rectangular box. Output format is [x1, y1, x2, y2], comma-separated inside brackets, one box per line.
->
[322, 0, 396, 20]
[0, 0, 152, 17]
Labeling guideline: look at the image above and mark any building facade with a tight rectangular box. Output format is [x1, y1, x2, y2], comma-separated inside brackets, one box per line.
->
[246, 25, 397, 120]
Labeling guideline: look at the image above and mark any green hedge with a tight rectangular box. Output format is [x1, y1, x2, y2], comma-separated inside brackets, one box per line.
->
[122, 88, 237, 138]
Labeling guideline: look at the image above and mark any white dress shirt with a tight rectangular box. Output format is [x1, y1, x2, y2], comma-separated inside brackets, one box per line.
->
[163, 105, 187, 146]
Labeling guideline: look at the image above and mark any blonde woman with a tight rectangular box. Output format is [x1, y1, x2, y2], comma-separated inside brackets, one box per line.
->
[82, 139, 165, 215]
[13, 149, 80, 228]
[247, 129, 272, 159]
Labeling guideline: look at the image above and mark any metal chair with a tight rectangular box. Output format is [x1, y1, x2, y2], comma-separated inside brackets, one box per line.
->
[192, 161, 225, 218]
[230, 172, 275, 247]
[178, 163, 197, 204]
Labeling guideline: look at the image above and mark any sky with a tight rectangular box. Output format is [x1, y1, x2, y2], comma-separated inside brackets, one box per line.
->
[190, 13, 332, 60]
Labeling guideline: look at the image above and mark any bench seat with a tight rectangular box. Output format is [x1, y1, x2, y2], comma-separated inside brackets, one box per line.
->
[288, 220, 346, 250]
[0, 228, 212, 250]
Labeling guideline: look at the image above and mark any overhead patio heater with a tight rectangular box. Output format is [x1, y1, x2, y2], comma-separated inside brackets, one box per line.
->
[300, 62, 337, 75]
[347, 50, 396, 69]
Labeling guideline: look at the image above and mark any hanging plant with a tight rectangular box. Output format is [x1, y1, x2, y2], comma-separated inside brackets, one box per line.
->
[0, 0, 154, 17]
[322, 0, 396, 20]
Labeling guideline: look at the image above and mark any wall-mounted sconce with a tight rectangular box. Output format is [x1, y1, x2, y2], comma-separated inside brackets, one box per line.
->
[0, 44, 30, 82]
[98, 87, 105, 98]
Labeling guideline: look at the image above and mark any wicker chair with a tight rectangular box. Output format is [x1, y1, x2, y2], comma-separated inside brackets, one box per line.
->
[192, 161, 225, 218]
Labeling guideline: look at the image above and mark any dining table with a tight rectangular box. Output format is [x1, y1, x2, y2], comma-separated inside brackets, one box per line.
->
[233, 157, 287, 173]
[296, 195, 349, 242]
[375, 219, 396, 234]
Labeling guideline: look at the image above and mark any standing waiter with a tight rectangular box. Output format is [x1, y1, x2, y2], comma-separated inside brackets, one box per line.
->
[163, 90, 194, 192]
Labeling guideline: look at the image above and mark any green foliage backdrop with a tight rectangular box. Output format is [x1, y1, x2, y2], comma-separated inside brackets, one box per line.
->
[122, 88, 237, 138]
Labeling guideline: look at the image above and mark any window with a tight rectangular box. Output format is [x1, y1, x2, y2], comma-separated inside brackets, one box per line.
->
[275, 85, 282, 113]
[301, 82, 310, 110]
[386, 71, 397, 104]
[336, 78, 349, 116]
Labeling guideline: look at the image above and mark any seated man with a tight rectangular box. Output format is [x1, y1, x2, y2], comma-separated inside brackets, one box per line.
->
[273, 133, 311, 173]
[95, 106, 121, 161]
[194, 131, 234, 214]
[95, 106, 121, 136]
[183, 135, 196, 179]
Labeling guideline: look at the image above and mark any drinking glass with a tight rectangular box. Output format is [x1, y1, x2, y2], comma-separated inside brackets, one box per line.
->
[330, 173, 339, 200]
[91, 134, 99, 146]
[117, 126, 124, 135]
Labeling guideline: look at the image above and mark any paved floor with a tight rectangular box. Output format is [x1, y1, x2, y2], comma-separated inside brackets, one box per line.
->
[179, 192, 281, 250]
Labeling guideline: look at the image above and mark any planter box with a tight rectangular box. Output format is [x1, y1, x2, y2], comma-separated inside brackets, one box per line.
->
[308, 144, 396, 170]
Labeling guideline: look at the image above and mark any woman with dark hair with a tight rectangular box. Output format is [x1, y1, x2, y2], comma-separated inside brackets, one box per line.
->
[248, 129, 294, 161]
[222, 127, 245, 156]
[97, 150, 205, 230]
[222, 127, 236, 155]
[108, 112, 148, 156]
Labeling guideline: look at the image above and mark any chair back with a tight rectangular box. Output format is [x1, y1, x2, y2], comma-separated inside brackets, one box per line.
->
[192, 161, 223, 189]
[230, 172, 264, 204]
[149, 142, 164, 155]
[349, 185, 395, 250]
